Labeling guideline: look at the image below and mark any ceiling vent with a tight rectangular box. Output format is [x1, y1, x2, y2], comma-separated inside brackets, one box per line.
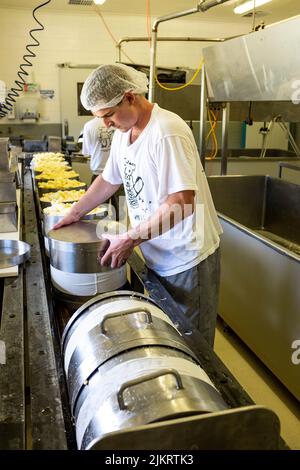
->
[68, 0, 94, 5]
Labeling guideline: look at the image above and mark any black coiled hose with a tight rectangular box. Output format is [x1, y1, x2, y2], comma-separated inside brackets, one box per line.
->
[0, 0, 52, 118]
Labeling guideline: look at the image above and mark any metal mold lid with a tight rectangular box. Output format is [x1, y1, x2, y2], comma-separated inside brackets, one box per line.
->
[0, 239, 31, 269]
[48, 220, 100, 244]
[48, 220, 124, 244]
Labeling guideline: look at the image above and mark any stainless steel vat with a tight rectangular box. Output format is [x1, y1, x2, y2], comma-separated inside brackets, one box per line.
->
[203, 15, 300, 102]
[208, 175, 300, 401]
[48, 220, 117, 273]
[61, 291, 228, 450]
[204, 155, 300, 185]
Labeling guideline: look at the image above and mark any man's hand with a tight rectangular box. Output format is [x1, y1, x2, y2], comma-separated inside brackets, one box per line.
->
[53, 212, 80, 230]
[100, 232, 134, 269]
[52, 177, 121, 230]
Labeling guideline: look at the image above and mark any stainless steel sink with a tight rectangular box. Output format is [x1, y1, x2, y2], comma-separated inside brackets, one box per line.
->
[208, 175, 300, 401]
[209, 148, 296, 159]
[204, 150, 300, 185]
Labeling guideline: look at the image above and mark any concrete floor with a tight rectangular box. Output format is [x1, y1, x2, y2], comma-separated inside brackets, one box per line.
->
[214, 318, 300, 450]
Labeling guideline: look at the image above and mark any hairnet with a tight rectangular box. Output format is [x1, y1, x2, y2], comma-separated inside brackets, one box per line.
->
[80, 63, 149, 112]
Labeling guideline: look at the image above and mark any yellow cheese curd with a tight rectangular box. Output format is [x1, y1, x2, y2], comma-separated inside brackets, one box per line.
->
[43, 202, 74, 214]
[32, 152, 64, 161]
[34, 163, 71, 172]
[38, 179, 84, 189]
[31, 153, 65, 168]
[40, 189, 86, 203]
[43, 202, 105, 216]
[35, 170, 79, 180]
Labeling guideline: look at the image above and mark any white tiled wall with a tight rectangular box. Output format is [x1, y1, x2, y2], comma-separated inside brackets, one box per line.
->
[0, 7, 249, 125]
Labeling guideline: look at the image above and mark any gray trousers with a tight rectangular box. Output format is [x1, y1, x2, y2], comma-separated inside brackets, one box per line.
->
[156, 247, 221, 347]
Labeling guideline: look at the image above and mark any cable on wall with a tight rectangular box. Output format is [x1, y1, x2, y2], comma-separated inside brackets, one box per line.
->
[0, 0, 52, 118]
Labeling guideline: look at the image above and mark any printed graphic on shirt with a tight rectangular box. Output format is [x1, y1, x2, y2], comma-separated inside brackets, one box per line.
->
[98, 128, 114, 150]
[123, 158, 150, 221]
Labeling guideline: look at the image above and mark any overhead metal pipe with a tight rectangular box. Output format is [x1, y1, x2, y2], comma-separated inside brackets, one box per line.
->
[199, 0, 232, 12]
[147, 0, 232, 172]
[118, 36, 225, 45]
[149, 0, 232, 102]
[149, 5, 200, 103]
[116, 36, 226, 62]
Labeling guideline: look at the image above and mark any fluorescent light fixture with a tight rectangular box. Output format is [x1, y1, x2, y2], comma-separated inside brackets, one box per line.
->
[234, 0, 272, 14]
[93, 0, 106, 5]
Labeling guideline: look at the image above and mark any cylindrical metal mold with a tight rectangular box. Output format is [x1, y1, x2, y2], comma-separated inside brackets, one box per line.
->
[43, 208, 108, 257]
[78, 350, 228, 450]
[61, 291, 228, 450]
[62, 292, 196, 411]
[48, 220, 120, 273]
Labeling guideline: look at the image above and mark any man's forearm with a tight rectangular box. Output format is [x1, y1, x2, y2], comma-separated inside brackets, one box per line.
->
[128, 192, 195, 247]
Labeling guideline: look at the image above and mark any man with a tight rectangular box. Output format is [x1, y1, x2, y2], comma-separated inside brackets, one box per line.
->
[55, 63, 222, 347]
[81, 116, 114, 183]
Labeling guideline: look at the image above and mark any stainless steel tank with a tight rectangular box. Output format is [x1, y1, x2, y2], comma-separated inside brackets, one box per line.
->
[62, 291, 228, 450]
[48, 220, 114, 273]
[43, 207, 108, 258]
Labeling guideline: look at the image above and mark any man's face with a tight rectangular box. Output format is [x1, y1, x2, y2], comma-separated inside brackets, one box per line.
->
[94, 94, 137, 132]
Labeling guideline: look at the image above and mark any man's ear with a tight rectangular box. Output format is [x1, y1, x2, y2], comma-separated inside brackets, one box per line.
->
[124, 92, 135, 105]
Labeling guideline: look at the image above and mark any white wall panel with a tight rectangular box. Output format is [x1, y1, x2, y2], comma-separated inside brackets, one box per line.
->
[0, 7, 249, 125]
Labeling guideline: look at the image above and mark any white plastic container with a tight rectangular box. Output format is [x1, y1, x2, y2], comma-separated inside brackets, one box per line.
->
[50, 264, 127, 297]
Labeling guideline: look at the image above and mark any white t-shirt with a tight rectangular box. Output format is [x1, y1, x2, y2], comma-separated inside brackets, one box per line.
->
[102, 104, 222, 277]
[82, 117, 114, 175]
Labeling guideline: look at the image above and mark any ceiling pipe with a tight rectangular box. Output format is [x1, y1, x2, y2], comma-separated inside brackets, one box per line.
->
[116, 36, 226, 62]
[148, 0, 232, 171]
[149, 0, 232, 102]
[198, 0, 232, 12]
